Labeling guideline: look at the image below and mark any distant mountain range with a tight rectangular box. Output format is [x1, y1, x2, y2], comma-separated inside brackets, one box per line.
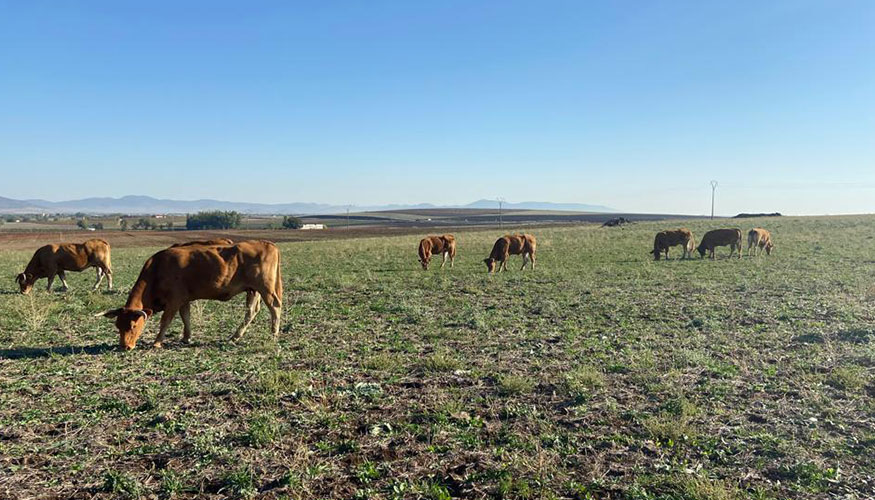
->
[0, 195, 616, 215]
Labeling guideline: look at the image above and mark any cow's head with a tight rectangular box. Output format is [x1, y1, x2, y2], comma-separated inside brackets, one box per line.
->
[99, 308, 153, 350]
[765, 241, 774, 255]
[696, 243, 707, 258]
[419, 257, 430, 270]
[15, 273, 34, 294]
[483, 258, 496, 273]
[650, 249, 661, 261]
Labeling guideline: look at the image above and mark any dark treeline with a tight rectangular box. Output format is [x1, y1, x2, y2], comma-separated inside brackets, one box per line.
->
[185, 211, 242, 230]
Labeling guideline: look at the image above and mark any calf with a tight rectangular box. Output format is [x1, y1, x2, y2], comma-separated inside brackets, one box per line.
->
[484, 234, 537, 272]
[696, 229, 743, 259]
[16, 239, 112, 294]
[99, 240, 282, 350]
[418, 235, 456, 270]
[651, 228, 695, 260]
[747, 228, 774, 256]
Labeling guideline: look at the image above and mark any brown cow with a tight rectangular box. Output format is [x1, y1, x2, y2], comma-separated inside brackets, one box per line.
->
[418, 235, 456, 270]
[696, 229, 743, 259]
[484, 234, 537, 272]
[16, 239, 112, 294]
[651, 228, 695, 260]
[747, 228, 774, 256]
[99, 240, 282, 350]
[170, 238, 234, 248]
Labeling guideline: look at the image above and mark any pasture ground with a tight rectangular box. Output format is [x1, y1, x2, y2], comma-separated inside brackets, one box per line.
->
[0, 216, 873, 499]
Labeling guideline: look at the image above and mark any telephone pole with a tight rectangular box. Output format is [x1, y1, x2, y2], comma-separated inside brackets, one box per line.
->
[346, 206, 350, 230]
[497, 197, 505, 229]
[710, 180, 718, 220]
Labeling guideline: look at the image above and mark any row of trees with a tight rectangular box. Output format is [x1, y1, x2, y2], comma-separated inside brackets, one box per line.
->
[185, 211, 242, 230]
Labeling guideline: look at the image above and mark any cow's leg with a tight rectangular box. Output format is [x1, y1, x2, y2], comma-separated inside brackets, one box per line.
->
[101, 264, 113, 290]
[230, 291, 261, 342]
[262, 290, 281, 340]
[520, 253, 528, 271]
[440, 252, 447, 269]
[57, 271, 70, 291]
[529, 252, 536, 270]
[93, 267, 105, 290]
[179, 302, 193, 344]
[153, 309, 178, 348]
[46, 273, 55, 291]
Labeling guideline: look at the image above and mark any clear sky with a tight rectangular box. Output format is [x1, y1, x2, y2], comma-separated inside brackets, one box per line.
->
[1, 1, 873, 215]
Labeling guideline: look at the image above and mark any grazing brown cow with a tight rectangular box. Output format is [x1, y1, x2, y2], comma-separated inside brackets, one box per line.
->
[651, 228, 695, 260]
[99, 240, 282, 350]
[484, 234, 537, 273]
[418, 235, 456, 270]
[747, 228, 774, 256]
[16, 239, 112, 294]
[170, 238, 234, 248]
[696, 229, 743, 259]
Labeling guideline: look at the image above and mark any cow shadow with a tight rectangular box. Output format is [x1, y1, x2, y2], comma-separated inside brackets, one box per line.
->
[0, 344, 114, 360]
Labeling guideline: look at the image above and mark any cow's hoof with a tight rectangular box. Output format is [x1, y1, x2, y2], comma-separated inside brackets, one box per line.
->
[152, 342, 163, 349]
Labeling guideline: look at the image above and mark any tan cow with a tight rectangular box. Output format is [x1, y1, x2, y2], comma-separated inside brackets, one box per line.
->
[696, 229, 743, 259]
[99, 240, 282, 350]
[170, 238, 234, 248]
[418, 235, 456, 270]
[484, 234, 537, 272]
[747, 228, 774, 256]
[651, 228, 696, 260]
[16, 239, 112, 294]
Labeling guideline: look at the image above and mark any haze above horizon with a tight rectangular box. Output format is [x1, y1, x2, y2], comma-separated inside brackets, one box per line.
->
[2, 1, 874, 216]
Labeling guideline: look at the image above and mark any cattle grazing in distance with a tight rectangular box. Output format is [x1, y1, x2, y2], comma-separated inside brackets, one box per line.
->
[170, 238, 234, 248]
[418, 235, 456, 270]
[697, 229, 743, 259]
[16, 239, 113, 294]
[747, 228, 774, 256]
[99, 240, 282, 350]
[651, 228, 695, 260]
[484, 234, 537, 273]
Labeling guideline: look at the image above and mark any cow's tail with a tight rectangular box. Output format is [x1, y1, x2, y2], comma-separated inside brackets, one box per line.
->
[272, 247, 283, 308]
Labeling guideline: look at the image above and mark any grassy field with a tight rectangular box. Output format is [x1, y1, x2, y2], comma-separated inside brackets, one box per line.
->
[0, 216, 873, 499]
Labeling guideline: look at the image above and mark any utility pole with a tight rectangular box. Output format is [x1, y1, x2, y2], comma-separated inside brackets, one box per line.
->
[497, 197, 505, 229]
[710, 180, 718, 220]
[346, 206, 350, 230]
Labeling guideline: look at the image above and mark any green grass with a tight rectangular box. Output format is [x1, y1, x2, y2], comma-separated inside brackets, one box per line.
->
[1, 215, 874, 499]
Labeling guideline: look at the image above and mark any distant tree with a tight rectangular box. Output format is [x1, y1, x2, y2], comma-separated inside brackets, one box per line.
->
[185, 211, 241, 230]
[120, 218, 128, 231]
[76, 219, 88, 230]
[166, 221, 174, 230]
[133, 218, 156, 230]
[92, 222, 104, 230]
[282, 216, 303, 229]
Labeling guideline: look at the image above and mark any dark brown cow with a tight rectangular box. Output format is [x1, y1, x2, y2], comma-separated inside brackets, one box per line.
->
[418, 235, 456, 270]
[16, 239, 112, 294]
[747, 228, 774, 256]
[484, 234, 537, 273]
[99, 240, 282, 350]
[651, 228, 695, 260]
[170, 238, 234, 248]
[696, 229, 743, 259]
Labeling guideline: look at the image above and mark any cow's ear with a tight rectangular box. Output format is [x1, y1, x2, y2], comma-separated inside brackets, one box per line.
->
[97, 308, 123, 319]
[142, 308, 154, 318]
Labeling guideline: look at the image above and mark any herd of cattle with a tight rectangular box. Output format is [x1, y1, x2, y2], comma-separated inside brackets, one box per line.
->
[11, 226, 773, 350]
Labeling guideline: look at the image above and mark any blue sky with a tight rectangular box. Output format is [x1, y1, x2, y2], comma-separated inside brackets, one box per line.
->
[1, 1, 873, 215]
